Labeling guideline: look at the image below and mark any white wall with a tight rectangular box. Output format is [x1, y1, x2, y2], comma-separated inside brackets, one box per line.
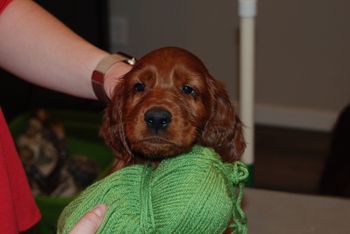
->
[108, 0, 350, 132]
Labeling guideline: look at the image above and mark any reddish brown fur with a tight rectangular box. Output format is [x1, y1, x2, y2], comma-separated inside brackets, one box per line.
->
[101, 47, 245, 166]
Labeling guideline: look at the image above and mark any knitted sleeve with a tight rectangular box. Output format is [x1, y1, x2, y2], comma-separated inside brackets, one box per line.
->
[0, 0, 12, 14]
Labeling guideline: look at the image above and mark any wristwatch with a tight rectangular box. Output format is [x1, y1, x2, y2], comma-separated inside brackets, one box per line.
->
[92, 52, 136, 103]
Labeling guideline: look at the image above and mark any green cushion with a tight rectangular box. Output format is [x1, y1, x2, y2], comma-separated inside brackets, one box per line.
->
[57, 146, 248, 234]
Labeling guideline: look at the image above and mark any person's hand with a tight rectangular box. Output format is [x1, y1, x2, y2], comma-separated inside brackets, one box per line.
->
[69, 204, 107, 234]
[104, 62, 132, 99]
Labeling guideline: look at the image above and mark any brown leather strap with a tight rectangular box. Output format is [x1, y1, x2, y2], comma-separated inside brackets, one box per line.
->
[91, 53, 136, 103]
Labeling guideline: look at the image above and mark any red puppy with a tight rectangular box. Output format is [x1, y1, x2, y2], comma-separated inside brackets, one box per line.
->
[101, 47, 245, 169]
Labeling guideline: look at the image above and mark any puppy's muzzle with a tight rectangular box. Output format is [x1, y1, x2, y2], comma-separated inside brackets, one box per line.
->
[144, 107, 172, 133]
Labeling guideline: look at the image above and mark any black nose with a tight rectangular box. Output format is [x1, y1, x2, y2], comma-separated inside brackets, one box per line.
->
[144, 108, 172, 132]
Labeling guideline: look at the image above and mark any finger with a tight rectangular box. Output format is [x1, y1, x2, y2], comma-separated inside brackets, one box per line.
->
[69, 204, 107, 234]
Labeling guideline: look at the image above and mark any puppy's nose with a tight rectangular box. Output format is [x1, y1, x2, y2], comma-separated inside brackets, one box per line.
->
[144, 108, 172, 131]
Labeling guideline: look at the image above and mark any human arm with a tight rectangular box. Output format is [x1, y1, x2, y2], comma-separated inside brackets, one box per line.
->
[0, 0, 131, 99]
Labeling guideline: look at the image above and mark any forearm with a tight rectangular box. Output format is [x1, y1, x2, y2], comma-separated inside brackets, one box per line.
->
[0, 0, 126, 99]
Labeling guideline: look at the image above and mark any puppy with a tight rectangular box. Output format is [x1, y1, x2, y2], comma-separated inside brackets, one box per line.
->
[101, 47, 245, 169]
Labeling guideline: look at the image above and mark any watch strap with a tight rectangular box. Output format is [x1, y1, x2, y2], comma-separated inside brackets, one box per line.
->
[92, 53, 135, 103]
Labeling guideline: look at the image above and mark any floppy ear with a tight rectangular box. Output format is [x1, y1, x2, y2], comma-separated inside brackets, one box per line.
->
[199, 77, 246, 162]
[100, 77, 133, 163]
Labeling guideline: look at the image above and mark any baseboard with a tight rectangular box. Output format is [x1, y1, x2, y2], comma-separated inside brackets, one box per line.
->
[255, 104, 339, 132]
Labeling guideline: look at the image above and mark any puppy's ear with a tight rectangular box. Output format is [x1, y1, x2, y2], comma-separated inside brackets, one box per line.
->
[199, 77, 245, 162]
[100, 77, 133, 163]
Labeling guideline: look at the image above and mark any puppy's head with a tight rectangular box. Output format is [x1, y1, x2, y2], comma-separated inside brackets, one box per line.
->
[101, 47, 245, 164]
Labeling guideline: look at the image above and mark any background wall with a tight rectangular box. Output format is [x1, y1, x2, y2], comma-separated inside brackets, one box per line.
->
[256, 0, 350, 131]
[109, 0, 350, 132]
[109, 0, 240, 98]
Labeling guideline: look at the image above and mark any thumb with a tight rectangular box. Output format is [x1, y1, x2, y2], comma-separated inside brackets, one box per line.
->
[69, 204, 107, 234]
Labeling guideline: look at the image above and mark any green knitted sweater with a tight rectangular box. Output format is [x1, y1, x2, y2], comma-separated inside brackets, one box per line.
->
[57, 146, 248, 234]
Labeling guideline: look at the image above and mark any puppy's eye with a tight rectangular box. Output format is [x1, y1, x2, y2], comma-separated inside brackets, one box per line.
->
[181, 85, 197, 96]
[134, 83, 145, 92]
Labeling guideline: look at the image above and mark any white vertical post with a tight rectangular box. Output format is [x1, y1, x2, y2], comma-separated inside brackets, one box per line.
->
[239, 0, 257, 167]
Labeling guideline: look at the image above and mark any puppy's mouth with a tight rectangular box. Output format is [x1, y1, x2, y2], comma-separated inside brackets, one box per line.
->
[129, 137, 184, 160]
[139, 137, 175, 145]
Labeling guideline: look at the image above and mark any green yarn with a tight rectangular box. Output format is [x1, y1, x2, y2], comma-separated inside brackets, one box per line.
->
[57, 146, 248, 234]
